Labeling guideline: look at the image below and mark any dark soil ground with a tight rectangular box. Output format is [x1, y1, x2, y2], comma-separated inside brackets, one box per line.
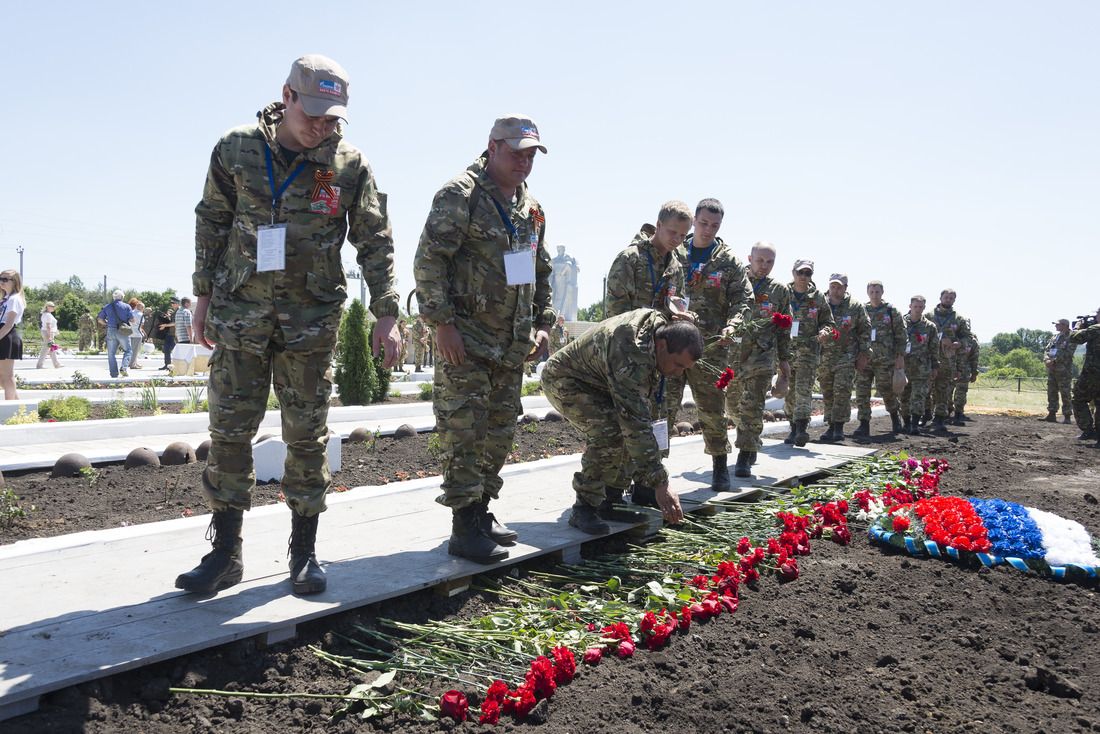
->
[5, 410, 1100, 733]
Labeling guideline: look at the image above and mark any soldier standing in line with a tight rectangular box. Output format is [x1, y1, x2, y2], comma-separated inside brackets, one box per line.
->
[397, 318, 410, 372]
[899, 296, 939, 435]
[414, 114, 553, 565]
[852, 280, 907, 437]
[726, 241, 792, 478]
[77, 308, 94, 351]
[1069, 308, 1100, 445]
[783, 259, 834, 447]
[950, 321, 980, 424]
[1042, 319, 1075, 423]
[548, 314, 568, 356]
[664, 199, 752, 491]
[817, 274, 870, 443]
[926, 288, 972, 431]
[411, 313, 428, 372]
[541, 309, 698, 533]
[177, 55, 402, 596]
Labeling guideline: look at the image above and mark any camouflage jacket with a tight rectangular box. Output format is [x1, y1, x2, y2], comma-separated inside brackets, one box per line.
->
[542, 308, 671, 489]
[411, 319, 428, 347]
[959, 326, 980, 375]
[730, 276, 792, 378]
[1044, 332, 1075, 373]
[927, 305, 971, 369]
[821, 294, 871, 370]
[194, 102, 398, 353]
[902, 315, 940, 374]
[549, 323, 568, 352]
[605, 225, 685, 319]
[77, 312, 94, 334]
[413, 154, 554, 369]
[865, 301, 908, 365]
[1069, 323, 1100, 374]
[786, 283, 834, 366]
[672, 235, 752, 338]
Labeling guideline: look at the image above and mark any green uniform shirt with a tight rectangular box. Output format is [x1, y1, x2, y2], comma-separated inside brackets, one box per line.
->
[1069, 323, 1100, 373]
[865, 301, 908, 365]
[786, 283, 834, 366]
[605, 225, 685, 319]
[672, 235, 752, 338]
[731, 275, 792, 377]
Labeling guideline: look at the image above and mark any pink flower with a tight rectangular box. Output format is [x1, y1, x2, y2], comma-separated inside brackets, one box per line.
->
[583, 647, 603, 665]
[617, 639, 635, 658]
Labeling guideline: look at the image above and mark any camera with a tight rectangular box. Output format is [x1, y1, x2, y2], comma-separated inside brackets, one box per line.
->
[1075, 314, 1099, 329]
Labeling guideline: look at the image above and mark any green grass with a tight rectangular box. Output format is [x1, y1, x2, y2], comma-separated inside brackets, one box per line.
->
[961, 376, 1049, 412]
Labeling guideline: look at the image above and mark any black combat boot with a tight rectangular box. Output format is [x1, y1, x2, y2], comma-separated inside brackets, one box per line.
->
[1063, 415, 1073, 424]
[569, 500, 611, 535]
[1040, 412, 1057, 422]
[710, 454, 731, 492]
[175, 508, 245, 593]
[890, 412, 904, 434]
[831, 422, 845, 442]
[902, 414, 913, 434]
[920, 411, 932, 427]
[1077, 430, 1098, 441]
[448, 505, 508, 564]
[475, 495, 518, 544]
[748, 451, 758, 465]
[783, 422, 798, 444]
[598, 487, 649, 523]
[931, 415, 947, 431]
[909, 414, 922, 435]
[818, 423, 837, 442]
[852, 420, 871, 438]
[733, 450, 752, 478]
[630, 484, 659, 508]
[288, 512, 326, 595]
[794, 419, 810, 447]
[951, 412, 966, 426]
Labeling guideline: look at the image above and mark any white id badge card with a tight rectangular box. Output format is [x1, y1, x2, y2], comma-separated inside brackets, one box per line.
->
[504, 250, 536, 285]
[871, 328, 877, 342]
[790, 321, 800, 337]
[1049, 348, 1057, 356]
[257, 224, 287, 272]
[652, 419, 669, 451]
[906, 342, 912, 354]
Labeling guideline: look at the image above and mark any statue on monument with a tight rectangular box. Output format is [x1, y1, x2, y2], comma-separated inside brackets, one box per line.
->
[551, 244, 580, 322]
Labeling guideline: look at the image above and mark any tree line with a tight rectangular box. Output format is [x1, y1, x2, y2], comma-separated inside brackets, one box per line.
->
[21, 276, 178, 333]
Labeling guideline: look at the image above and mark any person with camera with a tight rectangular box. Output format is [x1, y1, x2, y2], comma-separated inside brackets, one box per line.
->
[1069, 308, 1100, 445]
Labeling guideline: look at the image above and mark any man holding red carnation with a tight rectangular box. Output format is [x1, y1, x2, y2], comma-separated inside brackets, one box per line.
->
[784, 259, 835, 447]
[817, 274, 871, 442]
[898, 295, 940, 434]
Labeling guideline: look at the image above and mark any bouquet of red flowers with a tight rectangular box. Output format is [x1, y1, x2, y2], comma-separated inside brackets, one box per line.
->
[771, 313, 792, 329]
[715, 368, 735, 390]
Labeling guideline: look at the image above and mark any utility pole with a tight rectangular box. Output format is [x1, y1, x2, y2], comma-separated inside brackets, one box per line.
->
[103, 276, 108, 305]
[16, 247, 23, 339]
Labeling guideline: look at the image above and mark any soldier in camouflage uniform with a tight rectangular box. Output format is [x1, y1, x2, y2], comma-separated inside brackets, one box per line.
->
[95, 318, 107, 351]
[898, 296, 939, 435]
[542, 310, 699, 532]
[783, 259, 834, 447]
[926, 289, 972, 430]
[414, 114, 554, 565]
[664, 199, 752, 491]
[817, 274, 871, 442]
[1041, 319, 1075, 423]
[177, 56, 402, 597]
[1069, 308, 1100, 444]
[397, 319, 409, 372]
[949, 323, 979, 424]
[548, 315, 568, 355]
[853, 281, 907, 437]
[77, 309, 94, 351]
[726, 242, 792, 478]
[411, 314, 428, 372]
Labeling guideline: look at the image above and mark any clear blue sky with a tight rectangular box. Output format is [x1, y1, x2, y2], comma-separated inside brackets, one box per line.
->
[1, 1, 1096, 338]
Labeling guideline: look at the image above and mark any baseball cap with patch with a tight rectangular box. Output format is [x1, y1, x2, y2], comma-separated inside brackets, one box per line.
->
[169, 297, 180, 304]
[829, 273, 848, 286]
[489, 114, 547, 153]
[793, 259, 814, 272]
[287, 55, 350, 121]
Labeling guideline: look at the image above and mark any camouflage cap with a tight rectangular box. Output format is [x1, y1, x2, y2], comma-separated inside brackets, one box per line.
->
[793, 259, 814, 272]
[287, 55, 350, 121]
[490, 114, 547, 153]
[829, 273, 848, 286]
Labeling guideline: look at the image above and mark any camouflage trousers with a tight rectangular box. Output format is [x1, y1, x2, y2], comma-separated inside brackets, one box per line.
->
[665, 344, 730, 455]
[434, 355, 523, 509]
[899, 361, 933, 417]
[931, 369, 956, 417]
[1047, 367, 1073, 416]
[78, 330, 92, 351]
[783, 361, 818, 421]
[820, 362, 856, 425]
[726, 372, 772, 452]
[1072, 371, 1100, 432]
[855, 360, 900, 420]
[951, 367, 974, 412]
[541, 375, 630, 508]
[203, 345, 334, 517]
[413, 342, 426, 371]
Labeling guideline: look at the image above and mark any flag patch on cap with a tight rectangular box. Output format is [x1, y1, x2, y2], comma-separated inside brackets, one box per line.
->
[317, 79, 342, 97]
[520, 125, 539, 138]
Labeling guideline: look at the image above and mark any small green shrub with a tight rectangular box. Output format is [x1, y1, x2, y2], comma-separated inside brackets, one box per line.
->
[521, 381, 541, 397]
[523, 421, 538, 434]
[0, 488, 35, 529]
[266, 389, 280, 410]
[418, 383, 434, 401]
[426, 432, 442, 457]
[389, 388, 401, 398]
[70, 370, 92, 389]
[37, 395, 93, 422]
[4, 406, 39, 425]
[182, 385, 207, 414]
[103, 399, 131, 420]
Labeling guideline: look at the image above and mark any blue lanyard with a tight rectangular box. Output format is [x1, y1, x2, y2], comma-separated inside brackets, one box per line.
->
[490, 197, 518, 242]
[752, 278, 765, 295]
[654, 375, 666, 405]
[646, 251, 667, 298]
[872, 305, 886, 321]
[906, 318, 922, 340]
[264, 142, 308, 224]
[791, 289, 807, 315]
[687, 239, 715, 276]
[933, 309, 951, 330]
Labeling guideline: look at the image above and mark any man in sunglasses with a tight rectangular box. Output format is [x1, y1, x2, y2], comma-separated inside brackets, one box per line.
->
[852, 281, 907, 436]
[784, 260, 834, 447]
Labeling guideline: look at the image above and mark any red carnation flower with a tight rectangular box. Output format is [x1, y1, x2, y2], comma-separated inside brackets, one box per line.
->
[479, 700, 501, 724]
[771, 313, 793, 328]
[551, 646, 576, 683]
[830, 328, 840, 340]
[440, 690, 468, 722]
[780, 560, 800, 581]
[892, 516, 911, 532]
[715, 367, 736, 390]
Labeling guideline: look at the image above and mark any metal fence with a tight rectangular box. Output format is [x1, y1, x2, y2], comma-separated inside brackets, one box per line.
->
[974, 375, 1047, 393]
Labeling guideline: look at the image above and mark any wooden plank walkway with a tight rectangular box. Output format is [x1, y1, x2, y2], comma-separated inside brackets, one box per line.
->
[0, 433, 873, 720]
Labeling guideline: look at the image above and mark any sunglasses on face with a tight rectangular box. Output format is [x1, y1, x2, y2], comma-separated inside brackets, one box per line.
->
[0, 277, 11, 282]
[795, 270, 812, 277]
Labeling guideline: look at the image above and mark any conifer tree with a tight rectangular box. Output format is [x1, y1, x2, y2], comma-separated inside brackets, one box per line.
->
[334, 300, 377, 405]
